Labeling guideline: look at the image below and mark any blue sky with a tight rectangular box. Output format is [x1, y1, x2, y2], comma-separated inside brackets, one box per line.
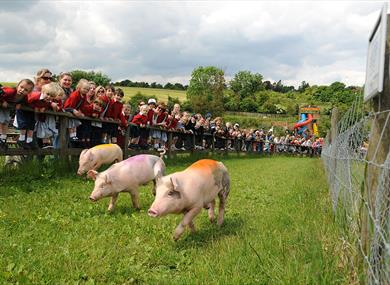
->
[0, 1, 384, 87]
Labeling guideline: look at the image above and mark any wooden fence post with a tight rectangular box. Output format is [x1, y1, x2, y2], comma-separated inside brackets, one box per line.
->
[167, 132, 173, 159]
[123, 125, 130, 159]
[58, 116, 69, 158]
[362, 15, 390, 255]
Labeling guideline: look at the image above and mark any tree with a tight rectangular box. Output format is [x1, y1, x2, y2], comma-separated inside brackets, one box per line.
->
[298, 81, 310, 93]
[70, 70, 111, 89]
[167, 96, 181, 111]
[229, 71, 264, 100]
[187, 66, 225, 116]
[164, 82, 174, 89]
[128, 92, 152, 110]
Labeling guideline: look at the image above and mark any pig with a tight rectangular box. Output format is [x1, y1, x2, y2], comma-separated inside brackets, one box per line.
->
[148, 159, 230, 241]
[77, 144, 123, 176]
[88, 154, 166, 212]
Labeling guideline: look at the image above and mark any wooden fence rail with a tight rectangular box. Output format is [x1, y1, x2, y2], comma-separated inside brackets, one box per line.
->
[0, 106, 321, 159]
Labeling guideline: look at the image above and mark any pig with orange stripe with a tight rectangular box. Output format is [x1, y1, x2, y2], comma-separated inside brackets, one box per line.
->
[148, 159, 230, 240]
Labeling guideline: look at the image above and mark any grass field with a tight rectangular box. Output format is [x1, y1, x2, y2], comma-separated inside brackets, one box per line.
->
[0, 155, 355, 284]
[119, 87, 187, 103]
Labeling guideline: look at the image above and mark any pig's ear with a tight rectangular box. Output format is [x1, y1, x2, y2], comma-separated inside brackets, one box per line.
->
[87, 170, 98, 180]
[105, 173, 112, 184]
[170, 176, 181, 191]
[80, 149, 89, 157]
[155, 170, 163, 182]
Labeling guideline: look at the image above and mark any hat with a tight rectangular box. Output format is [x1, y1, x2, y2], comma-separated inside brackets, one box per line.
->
[234, 123, 240, 128]
[148, 98, 157, 105]
[205, 112, 212, 119]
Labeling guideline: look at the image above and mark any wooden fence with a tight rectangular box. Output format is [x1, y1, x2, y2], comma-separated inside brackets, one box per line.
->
[0, 106, 321, 160]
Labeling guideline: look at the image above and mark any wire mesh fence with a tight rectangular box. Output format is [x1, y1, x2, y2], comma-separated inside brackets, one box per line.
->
[321, 93, 390, 284]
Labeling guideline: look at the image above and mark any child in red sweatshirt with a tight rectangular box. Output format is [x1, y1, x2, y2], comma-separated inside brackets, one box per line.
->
[0, 79, 35, 150]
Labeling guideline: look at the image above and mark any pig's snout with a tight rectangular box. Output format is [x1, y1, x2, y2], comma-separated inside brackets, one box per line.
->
[89, 196, 97, 202]
[148, 208, 159, 217]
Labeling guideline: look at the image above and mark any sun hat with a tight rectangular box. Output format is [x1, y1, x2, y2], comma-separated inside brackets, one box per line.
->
[148, 98, 157, 104]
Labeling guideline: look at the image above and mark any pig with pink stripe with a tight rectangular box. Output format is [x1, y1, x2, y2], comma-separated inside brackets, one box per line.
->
[88, 153, 165, 212]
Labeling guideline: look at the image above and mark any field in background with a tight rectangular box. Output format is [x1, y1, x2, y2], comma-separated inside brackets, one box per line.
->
[0, 155, 352, 284]
[119, 86, 187, 103]
[0, 82, 16, 87]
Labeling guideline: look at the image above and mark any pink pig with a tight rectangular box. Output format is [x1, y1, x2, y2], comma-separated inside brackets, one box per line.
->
[148, 159, 230, 240]
[88, 154, 166, 212]
[77, 144, 123, 176]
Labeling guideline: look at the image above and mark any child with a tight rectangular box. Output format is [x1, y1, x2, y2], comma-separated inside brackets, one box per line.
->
[28, 82, 64, 146]
[64, 79, 91, 143]
[106, 88, 124, 144]
[59, 72, 73, 103]
[117, 104, 133, 148]
[0, 79, 35, 150]
[150, 102, 168, 151]
[131, 104, 149, 148]
[90, 86, 106, 146]
[100, 85, 115, 143]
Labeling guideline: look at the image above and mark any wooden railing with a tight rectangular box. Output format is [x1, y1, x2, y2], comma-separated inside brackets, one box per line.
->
[0, 106, 321, 159]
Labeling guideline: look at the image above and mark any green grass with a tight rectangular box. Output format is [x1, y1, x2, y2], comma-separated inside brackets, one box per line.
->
[0, 82, 16, 87]
[0, 155, 354, 284]
[119, 87, 187, 103]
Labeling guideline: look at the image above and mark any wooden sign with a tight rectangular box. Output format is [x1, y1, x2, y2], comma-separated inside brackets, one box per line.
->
[364, 3, 387, 102]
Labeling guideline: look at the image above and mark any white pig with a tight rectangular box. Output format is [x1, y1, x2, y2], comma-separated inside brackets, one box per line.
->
[88, 154, 166, 211]
[77, 144, 123, 176]
[148, 159, 230, 240]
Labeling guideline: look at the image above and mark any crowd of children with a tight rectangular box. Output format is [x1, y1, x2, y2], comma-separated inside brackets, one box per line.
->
[0, 70, 324, 155]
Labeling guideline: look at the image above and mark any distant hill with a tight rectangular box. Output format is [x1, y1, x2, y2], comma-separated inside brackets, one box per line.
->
[118, 86, 187, 103]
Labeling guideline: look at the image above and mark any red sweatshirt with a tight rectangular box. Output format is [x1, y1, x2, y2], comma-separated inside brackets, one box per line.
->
[27, 91, 51, 110]
[64, 90, 90, 115]
[100, 95, 111, 117]
[107, 100, 123, 120]
[0, 86, 17, 104]
[166, 115, 178, 130]
[131, 113, 148, 126]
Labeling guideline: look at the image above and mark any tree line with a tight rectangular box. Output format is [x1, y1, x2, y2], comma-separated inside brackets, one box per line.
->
[56, 68, 362, 117]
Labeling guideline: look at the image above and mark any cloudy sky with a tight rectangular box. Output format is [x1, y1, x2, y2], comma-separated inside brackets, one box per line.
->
[0, 1, 385, 87]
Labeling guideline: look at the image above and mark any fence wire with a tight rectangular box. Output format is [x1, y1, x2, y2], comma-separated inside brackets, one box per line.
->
[321, 94, 390, 285]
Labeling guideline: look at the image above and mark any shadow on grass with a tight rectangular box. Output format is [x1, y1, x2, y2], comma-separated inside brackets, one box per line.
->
[174, 215, 245, 249]
[0, 157, 79, 198]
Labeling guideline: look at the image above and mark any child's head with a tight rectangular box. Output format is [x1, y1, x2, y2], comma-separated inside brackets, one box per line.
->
[114, 88, 124, 102]
[76, 79, 91, 96]
[157, 102, 167, 112]
[41, 82, 65, 101]
[92, 98, 104, 112]
[173, 103, 180, 113]
[105, 85, 115, 98]
[140, 104, 149, 115]
[16, 79, 34, 99]
[214, 117, 223, 126]
[123, 104, 132, 115]
[59, 72, 72, 89]
[147, 98, 157, 108]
